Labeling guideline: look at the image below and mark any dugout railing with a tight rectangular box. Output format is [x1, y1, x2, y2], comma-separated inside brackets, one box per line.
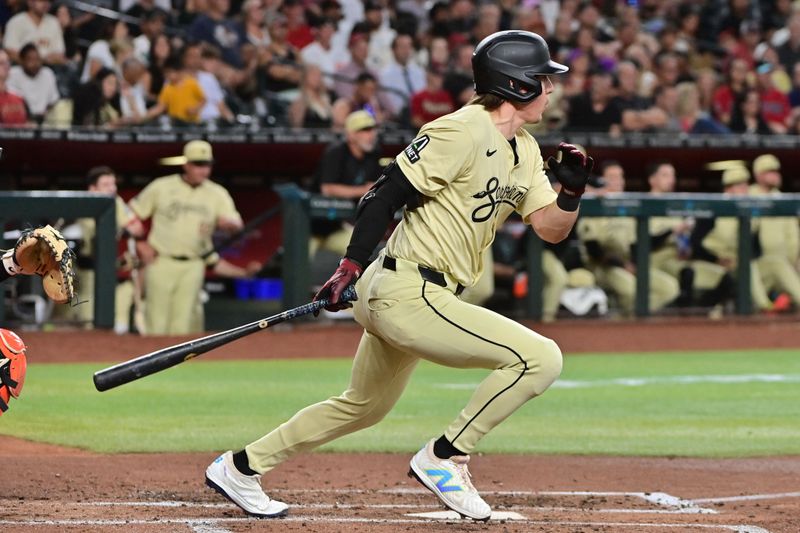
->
[0, 192, 116, 328]
[277, 185, 800, 319]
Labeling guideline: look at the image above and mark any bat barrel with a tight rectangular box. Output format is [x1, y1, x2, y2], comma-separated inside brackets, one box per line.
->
[93, 346, 191, 391]
[92, 286, 357, 391]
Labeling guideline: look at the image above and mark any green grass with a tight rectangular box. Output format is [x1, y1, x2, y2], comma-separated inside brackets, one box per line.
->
[1, 349, 799, 457]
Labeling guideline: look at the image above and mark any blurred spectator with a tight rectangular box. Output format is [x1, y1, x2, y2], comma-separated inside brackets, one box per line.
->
[0, 49, 28, 126]
[776, 11, 800, 73]
[310, 110, 380, 258]
[334, 30, 376, 100]
[397, 0, 429, 36]
[409, 65, 453, 129]
[124, 0, 172, 36]
[695, 68, 718, 114]
[446, 0, 474, 37]
[187, 44, 235, 124]
[301, 18, 348, 89]
[566, 69, 622, 134]
[379, 33, 424, 121]
[51, 2, 79, 62]
[561, 49, 590, 98]
[144, 33, 172, 103]
[118, 57, 148, 124]
[428, 1, 451, 38]
[731, 20, 762, 70]
[547, 14, 574, 62]
[442, 42, 475, 107]
[189, 0, 247, 68]
[650, 84, 681, 132]
[144, 54, 206, 125]
[614, 60, 669, 132]
[513, 3, 548, 37]
[243, 0, 270, 49]
[260, 14, 302, 100]
[756, 62, 791, 134]
[3, 0, 66, 65]
[675, 3, 701, 55]
[425, 35, 449, 71]
[472, 2, 501, 43]
[288, 64, 333, 128]
[80, 19, 128, 83]
[577, 1, 614, 42]
[283, 0, 313, 50]
[729, 89, 771, 134]
[281, 0, 314, 50]
[363, 1, 395, 71]
[72, 67, 120, 127]
[133, 8, 168, 65]
[788, 62, 800, 107]
[716, 0, 756, 41]
[119, 0, 172, 13]
[331, 71, 385, 130]
[655, 51, 687, 87]
[712, 57, 751, 125]
[7, 43, 59, 122]
[675, 81, 729, 134]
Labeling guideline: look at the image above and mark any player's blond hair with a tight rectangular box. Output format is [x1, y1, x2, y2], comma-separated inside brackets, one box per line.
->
[467, 93, 505, 110]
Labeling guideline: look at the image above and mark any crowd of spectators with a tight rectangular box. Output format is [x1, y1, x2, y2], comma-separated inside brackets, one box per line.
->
[2, 0, 800, 136]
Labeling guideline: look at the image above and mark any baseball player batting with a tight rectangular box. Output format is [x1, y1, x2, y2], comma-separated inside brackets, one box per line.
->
[205, 30, 593, 520]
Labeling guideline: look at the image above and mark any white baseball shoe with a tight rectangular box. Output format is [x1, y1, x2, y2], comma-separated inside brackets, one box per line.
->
[205, 451, 288, 518]
[408, 439, 492, 521]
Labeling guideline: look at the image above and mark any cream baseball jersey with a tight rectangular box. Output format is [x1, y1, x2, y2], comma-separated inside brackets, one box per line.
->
[129, 174, 242, 259]
[388, 104, 557, 287]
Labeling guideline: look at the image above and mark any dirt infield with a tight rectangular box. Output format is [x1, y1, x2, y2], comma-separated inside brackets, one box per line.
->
[20, 314, 800, 363]
[3, 317, 800, 532]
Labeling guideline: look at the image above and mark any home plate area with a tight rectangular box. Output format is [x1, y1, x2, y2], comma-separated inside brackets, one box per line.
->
[0, 488, 780, 533]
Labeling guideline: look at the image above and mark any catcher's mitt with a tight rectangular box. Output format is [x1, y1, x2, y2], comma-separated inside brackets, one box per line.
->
[0, 329, 27, 415]
[1, 225, 76, 304]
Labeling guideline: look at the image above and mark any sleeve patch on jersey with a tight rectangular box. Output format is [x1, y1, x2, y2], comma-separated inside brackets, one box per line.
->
[403, 135, 430, 163]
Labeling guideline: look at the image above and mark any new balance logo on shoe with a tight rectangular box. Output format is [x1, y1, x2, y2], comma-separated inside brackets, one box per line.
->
[408, 439, 491, 520]
[426, 469, 463, 493]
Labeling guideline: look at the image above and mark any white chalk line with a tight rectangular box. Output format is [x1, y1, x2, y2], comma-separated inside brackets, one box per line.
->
[0, 517, 771, 531]
[75, 489, 715, 514]
[78, 500, 709, 514]
[692, 491, 800, 504]
[440, 373, 800, 390]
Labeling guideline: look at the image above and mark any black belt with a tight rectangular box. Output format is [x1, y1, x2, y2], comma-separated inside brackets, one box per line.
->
[382, 256, 465, 295]
[167, 255, 195, 261]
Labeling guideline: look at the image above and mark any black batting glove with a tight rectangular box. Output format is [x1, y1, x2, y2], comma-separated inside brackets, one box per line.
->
[547, 142, 595, 211]
[313, 258, 362, 315]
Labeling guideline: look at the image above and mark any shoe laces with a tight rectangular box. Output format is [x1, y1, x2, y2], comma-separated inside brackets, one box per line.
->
[449, 455, 478, 493]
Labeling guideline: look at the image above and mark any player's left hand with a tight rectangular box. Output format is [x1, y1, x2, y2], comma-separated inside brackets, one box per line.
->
[547, 142, 595, 197]
[314, 258, 362, 314]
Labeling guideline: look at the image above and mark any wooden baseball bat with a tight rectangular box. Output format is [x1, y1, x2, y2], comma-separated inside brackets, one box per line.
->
[92, 285, 357, 392]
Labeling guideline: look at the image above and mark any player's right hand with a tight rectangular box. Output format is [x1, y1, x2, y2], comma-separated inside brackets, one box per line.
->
[314, 258, 362, 314]
[547, 142, 595, 197]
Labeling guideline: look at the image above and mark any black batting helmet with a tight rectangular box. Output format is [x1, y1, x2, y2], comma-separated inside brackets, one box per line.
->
[472, 30, 568, 103]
